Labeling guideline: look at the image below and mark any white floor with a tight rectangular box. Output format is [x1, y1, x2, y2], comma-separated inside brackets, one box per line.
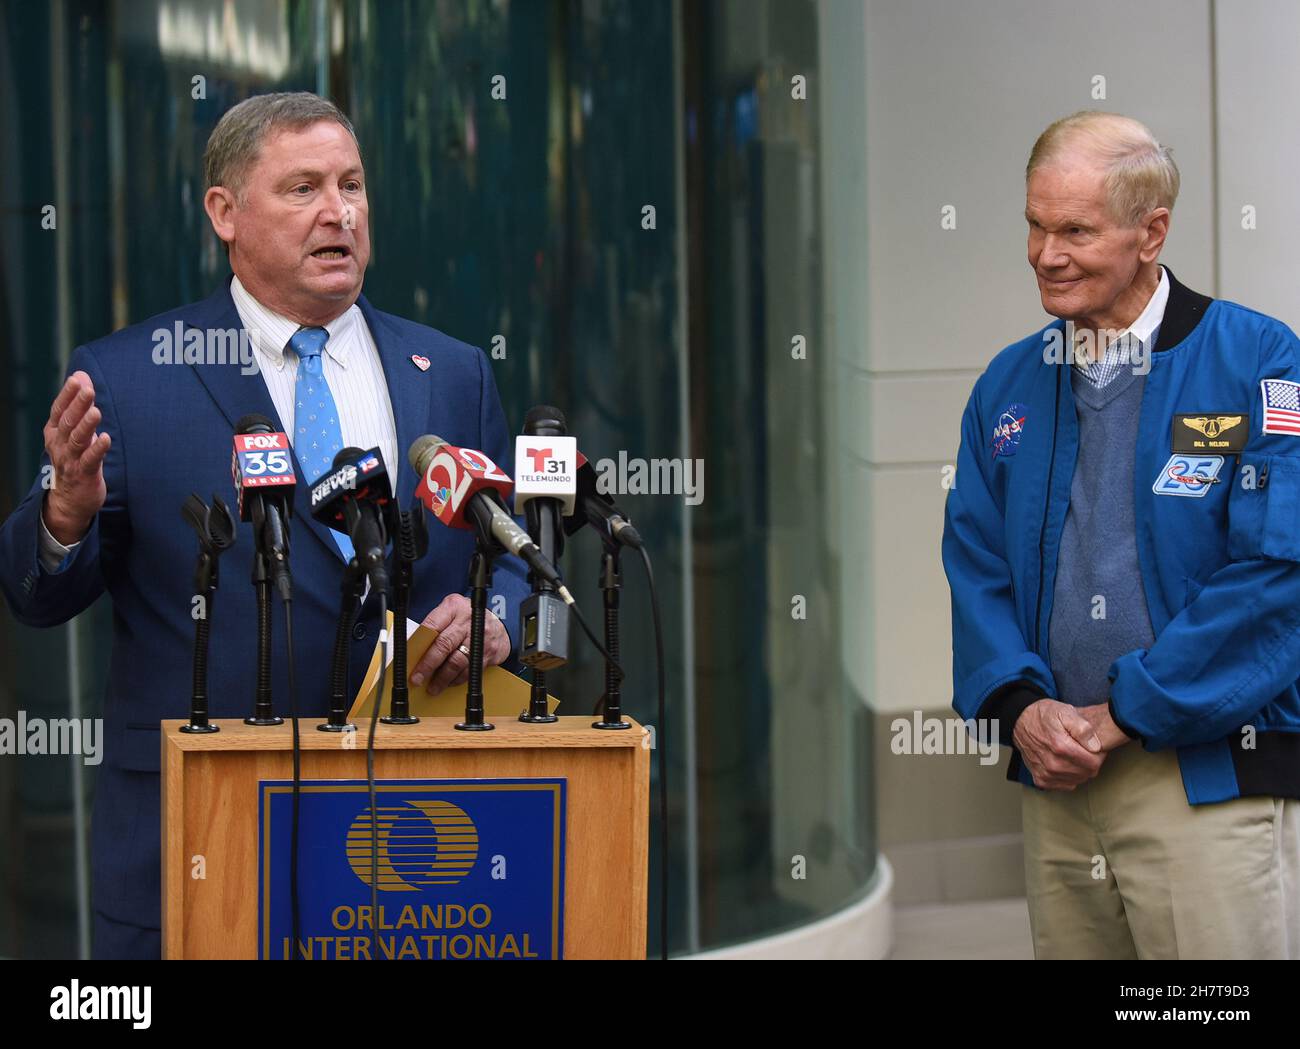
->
[890, 896, 1034, 960]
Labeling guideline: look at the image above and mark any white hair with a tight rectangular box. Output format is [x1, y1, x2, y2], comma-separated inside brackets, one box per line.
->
[1026, 111, 1179, 226]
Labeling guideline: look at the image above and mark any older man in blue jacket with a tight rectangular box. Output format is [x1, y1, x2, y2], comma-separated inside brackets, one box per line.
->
[0, 93, 529, 958]
[943, 111, 1300, 959]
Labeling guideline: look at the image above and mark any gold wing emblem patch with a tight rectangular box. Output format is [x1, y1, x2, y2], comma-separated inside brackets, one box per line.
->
[1182, 415, 1244, 440]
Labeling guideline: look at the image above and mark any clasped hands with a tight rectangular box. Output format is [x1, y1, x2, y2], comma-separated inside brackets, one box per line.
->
[1012, 698, 1132, 791]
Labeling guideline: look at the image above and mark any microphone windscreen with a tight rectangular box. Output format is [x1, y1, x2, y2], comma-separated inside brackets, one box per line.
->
[523, 405, 567, 436]
[408, 434, 447, 476]
[236, 412, 277, 435]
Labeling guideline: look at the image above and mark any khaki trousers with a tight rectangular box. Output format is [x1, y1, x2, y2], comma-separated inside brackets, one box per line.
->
[1021, 740, 1300, 959]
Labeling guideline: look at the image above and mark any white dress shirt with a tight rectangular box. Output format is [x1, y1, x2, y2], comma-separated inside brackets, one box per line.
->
[1072, 265, 1169, 389]
[40, 276, 399, 570]
[229, 274, 399, 480]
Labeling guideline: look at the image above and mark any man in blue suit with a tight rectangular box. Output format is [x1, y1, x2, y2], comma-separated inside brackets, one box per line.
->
[0, 92, 529, 958]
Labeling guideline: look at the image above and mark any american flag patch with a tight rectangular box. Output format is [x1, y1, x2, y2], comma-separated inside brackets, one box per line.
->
[1261, 378, 1300, 436]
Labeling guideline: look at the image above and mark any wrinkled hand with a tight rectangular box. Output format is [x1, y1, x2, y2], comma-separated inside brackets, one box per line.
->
[409, 594, 511, 696]
[1012, 698, 1107, 791]
[1075, 702, 1132, 754]
[43, 371, 110, 545]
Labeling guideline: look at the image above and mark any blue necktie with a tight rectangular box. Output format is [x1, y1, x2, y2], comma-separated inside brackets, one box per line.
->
[290, 327, 355, 563]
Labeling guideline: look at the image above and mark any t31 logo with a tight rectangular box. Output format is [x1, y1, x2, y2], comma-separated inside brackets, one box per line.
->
[513, 435, 577, 514]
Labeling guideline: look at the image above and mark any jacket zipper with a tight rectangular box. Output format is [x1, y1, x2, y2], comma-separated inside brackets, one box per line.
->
[1034, 362, 1063, 656]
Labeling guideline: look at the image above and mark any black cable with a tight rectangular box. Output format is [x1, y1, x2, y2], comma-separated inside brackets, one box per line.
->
[635, 544, 667, 962]
[284, 597, 302, 961]
[567, 598, 625, 687]
[367, 591, 389, 960]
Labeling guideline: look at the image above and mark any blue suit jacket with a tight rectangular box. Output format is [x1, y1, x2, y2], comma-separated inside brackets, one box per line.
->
[0, 279, 529, 939]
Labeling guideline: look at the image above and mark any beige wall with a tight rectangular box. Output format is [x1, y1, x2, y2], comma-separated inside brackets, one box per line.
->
[819, 0, 1300, 906]
[1215, 0, 1300, 324]
[832, 0, 1300, 719]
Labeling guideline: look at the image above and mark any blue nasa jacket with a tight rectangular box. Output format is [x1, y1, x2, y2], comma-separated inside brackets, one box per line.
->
[942, 269, 1300, 804]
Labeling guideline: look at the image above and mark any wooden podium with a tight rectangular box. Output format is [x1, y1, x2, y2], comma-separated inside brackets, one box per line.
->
[161, 715, 650, 959]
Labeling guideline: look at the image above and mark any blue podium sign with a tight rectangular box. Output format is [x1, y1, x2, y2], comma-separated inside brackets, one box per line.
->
[257, 777, 566, 959]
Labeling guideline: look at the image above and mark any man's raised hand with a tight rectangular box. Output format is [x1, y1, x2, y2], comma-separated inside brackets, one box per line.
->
[42, 371, 110, 545]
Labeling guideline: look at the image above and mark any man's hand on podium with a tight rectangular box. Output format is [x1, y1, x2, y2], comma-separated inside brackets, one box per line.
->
[409, 593, 511, 694]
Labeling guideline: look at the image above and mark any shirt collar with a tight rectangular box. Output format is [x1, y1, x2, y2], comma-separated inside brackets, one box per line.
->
[1071, 265, 1170, 365]
[230, 274, 357, 372]
[1119, 265, 1169, 349]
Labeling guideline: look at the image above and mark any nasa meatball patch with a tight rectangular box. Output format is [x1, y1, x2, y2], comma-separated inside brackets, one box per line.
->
[991, 403, 1028, 459]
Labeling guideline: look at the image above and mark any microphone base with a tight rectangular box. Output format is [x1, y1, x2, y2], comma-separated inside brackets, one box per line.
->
[316, 721, 357, 733]
[455, 721, 495, 732]
[244, 715, 284, 727]
[380, 714, 420, 725]
[180, 722, 221, 734]
[592, 719, 632, 730]
[519, 712, 558, 724]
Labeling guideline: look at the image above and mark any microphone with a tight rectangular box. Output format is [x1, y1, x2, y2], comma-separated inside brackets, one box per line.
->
[563, 452, 644, 549]
[514, 406, 577, 671]
[514, 406, 579, 518]
[408, 435, 573, 601]
[512, 402, 579, 519]
[310, 446, 392, 591]
[231, 414, 295, 599]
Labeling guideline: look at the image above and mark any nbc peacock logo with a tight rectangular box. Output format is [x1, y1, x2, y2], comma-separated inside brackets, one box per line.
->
[458, 450, 489, 472]
[429, 484, 453, 515]
[346, 800, 480, 891]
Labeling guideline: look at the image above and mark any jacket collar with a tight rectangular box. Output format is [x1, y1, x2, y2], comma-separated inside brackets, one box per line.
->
[1150, 266, 1213, 353]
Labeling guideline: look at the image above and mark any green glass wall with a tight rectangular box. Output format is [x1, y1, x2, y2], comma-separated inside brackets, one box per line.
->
[682, 0, 874, 949]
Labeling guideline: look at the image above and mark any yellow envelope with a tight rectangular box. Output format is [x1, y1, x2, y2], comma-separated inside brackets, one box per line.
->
[347, 611, 558, 720]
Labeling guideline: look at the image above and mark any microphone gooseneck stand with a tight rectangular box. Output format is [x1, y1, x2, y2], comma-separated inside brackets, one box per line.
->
[383, 505, 426, 725]
[520, 599, 560, 724]
[246, 549, 283, 726]
[593, 543, 630, 730]
[520, 498, 564, 725]
[180, 493, 237, 734]
[244, 482, 293, 726]
[319, 556, 364, 733]
[458, 537, 499, 732]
